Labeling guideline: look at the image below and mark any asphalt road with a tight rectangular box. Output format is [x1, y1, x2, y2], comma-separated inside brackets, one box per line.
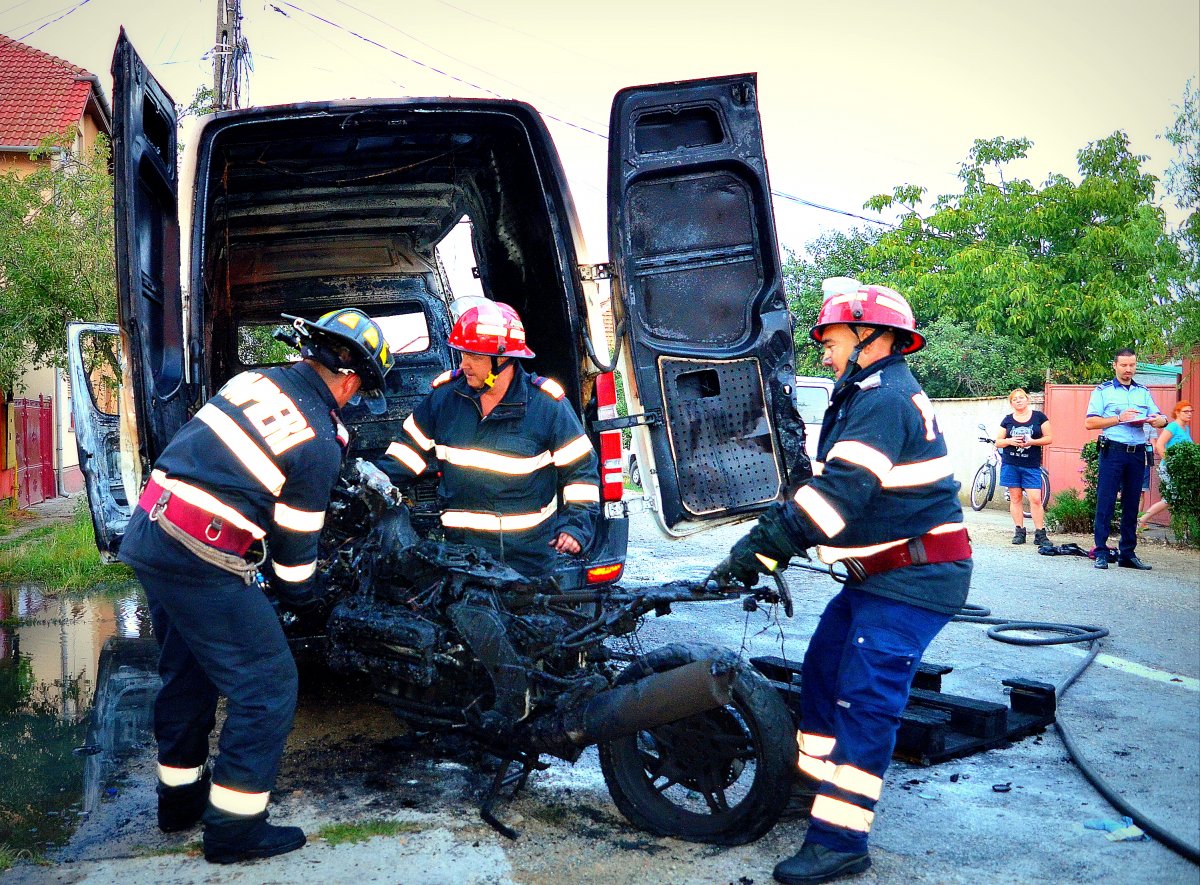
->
[6, 506, 1198, 885]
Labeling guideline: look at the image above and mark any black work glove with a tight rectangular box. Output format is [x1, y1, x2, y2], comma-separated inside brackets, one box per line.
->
[708, 505, 798, 588]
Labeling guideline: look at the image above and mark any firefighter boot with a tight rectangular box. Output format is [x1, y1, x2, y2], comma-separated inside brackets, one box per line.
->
[202, 804, 306, 864]
[157, 770, 211, 833]
[773, 842, 871, 885]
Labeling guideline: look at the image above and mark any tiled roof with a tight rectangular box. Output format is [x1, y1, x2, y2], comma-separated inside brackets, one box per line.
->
[0, 34, 108, 148]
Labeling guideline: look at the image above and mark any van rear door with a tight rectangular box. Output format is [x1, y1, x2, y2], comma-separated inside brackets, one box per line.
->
[66, 323, 130, 560]
[112, 30, 191, 476]
[608, 73, 804, 535]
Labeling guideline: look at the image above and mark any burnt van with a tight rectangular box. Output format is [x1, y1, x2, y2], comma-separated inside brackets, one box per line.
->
[69, 31, 808, 597]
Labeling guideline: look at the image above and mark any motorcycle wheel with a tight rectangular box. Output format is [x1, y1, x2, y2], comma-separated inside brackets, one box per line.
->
[598, 643, 794, 845]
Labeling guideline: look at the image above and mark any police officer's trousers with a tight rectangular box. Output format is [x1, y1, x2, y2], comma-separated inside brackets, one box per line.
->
[132, 559, 298, 797]
[798, 585, 952, 855]
[1093, 444, 1144, 559]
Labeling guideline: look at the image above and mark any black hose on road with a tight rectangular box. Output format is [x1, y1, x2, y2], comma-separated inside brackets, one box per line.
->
[947, 608, 1199, 865]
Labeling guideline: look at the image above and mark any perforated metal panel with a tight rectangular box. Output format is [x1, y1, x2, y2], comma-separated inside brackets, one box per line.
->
[658, 357, 781, 515]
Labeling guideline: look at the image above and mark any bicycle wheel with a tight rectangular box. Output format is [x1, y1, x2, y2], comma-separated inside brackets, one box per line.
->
[969, 463, 995, 511]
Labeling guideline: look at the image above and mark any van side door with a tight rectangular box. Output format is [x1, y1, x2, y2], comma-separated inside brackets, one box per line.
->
[66, 323, 130, 560]
[112, 30, 190, 480]
[608, 73, 806, 534]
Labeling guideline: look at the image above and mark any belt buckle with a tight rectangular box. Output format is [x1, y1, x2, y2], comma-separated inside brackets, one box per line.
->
[205, 518, 224, 542]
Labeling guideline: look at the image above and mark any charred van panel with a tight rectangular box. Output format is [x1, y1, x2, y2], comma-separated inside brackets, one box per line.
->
[189, 104, 588, 410]
[608, 74, 805, 532]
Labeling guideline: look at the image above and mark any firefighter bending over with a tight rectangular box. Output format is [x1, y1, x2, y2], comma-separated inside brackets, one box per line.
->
[710, 278, 972, 885]
[118, 308, 394, 864]
[381, 300, 599, 577]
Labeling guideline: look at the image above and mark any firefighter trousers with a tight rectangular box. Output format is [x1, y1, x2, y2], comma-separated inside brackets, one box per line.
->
[132, 556, 298, 796]
[798, 585, 953, 855]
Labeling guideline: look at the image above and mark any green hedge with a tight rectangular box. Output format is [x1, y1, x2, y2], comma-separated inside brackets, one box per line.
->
[1161, 442, 1200, 546]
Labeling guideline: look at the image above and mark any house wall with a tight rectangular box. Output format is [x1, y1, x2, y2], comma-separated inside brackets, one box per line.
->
[928, 394, 1046, 510]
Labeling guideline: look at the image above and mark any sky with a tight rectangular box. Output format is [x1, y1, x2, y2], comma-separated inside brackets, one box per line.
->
[3, 0, 1197, 260]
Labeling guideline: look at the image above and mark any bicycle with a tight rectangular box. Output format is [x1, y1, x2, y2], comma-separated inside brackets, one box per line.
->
[969, 423, 1050, 518]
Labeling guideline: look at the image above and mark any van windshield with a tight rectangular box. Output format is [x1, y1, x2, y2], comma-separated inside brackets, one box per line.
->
[236, 306, 431, 368]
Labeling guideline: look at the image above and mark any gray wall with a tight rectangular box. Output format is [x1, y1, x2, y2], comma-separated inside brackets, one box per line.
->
[932, 394, 1044, 507]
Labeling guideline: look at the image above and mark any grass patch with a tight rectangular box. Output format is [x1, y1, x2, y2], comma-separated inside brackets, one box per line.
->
[0, 504, 33, 536]
[0, 504, 132, 591]
[316, 819, 426, 846]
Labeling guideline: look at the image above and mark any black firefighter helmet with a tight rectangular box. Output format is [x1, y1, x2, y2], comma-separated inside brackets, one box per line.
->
[281, 308, 395, 413]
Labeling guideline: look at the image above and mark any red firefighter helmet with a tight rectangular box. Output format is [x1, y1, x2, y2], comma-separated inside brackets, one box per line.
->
[448, 300, 535, 359]
[808, 277, 925, 354]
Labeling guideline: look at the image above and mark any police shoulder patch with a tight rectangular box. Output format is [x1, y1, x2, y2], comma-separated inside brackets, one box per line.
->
[431, 369, 457, 389]
[534, 376, 566, 400]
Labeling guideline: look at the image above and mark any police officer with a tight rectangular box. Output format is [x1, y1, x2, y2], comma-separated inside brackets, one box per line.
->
[118, 308, 394, 864]
[1084, 348, 1167, 570]
[381, 299, 599, 577]
[711, 278, 972, 885]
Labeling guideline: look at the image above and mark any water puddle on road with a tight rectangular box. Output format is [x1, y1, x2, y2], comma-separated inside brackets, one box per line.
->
[0, 581, 157, 859]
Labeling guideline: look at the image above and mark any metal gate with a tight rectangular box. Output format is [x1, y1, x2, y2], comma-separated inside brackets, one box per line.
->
[14, 397, 55, 508]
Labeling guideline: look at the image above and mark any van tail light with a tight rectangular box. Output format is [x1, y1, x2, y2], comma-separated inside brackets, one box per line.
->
[587, 562, 624, 584]
[594, 372, 624, 503]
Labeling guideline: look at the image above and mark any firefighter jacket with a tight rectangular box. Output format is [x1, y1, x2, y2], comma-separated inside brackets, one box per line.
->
[776, 355, 969, 614]
[382, 363, 600, 576]
[119, 362, 347, 599]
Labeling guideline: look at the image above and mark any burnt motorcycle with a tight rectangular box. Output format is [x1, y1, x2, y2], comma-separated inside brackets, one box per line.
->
[292, 458, 798, 844]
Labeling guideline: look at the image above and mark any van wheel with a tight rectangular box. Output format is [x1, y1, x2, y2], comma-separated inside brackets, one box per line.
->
[629, 455, 641, 487]
[599, 643, 794, 845]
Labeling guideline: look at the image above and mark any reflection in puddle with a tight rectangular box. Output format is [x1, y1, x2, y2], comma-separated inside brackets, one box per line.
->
[0, 582, 156, 856]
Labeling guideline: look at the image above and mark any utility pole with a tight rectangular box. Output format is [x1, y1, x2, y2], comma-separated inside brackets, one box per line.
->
[213, 0, 250, 111]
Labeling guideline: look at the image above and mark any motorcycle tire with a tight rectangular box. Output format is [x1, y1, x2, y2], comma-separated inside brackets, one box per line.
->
[598, 642, 794, 846]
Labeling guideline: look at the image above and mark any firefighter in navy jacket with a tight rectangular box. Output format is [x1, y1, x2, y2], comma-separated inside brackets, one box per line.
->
[118, 308, 393, 864]
[711, 279, 972, 885]
[381, 300, 599, 577]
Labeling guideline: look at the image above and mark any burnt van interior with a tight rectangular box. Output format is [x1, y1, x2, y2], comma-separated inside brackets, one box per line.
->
[192, 106, 585, 457]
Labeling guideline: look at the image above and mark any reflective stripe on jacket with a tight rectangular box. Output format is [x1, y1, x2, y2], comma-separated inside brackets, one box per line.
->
[778, 355, 969, 614]
[382, 363, 599, 575]
[119, 362, 345, 595]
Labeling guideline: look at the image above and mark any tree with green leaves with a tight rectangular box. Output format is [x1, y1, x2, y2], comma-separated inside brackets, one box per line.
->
[782, 227, 890, 375]
[0, 133, 116, 393]
[861, 132, 1184, 381]
[1162, 80, 1199, 354]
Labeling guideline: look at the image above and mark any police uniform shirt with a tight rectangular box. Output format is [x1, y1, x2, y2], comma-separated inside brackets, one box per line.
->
[1086, 379, 1163, 446]
[120, 362, 347, 596]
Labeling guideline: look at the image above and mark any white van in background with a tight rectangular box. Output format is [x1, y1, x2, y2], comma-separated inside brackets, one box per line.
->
[794, 375, 834, 460]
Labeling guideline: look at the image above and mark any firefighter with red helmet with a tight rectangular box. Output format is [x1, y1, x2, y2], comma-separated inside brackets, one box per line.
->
[710, 279, 972, 885]
[382, 299, 599, 576]
[118, 308, 393, 864]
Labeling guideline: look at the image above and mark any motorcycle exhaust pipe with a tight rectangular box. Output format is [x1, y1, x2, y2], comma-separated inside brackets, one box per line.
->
[524, 659, 735, 758]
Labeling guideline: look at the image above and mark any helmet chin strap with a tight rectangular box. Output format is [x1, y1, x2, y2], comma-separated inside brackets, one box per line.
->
[834, 326, 887, 396]
[483, 356, 514, 389]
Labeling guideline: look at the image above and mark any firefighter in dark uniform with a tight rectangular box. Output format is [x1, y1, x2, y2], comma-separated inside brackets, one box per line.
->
[381, 300, 599, 577]
[711, 278, 972, 885]
[118, 308, 394, 864]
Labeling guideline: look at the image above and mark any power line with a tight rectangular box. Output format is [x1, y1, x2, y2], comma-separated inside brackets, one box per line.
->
[271, 0, 608, 139]
[328, 0, 609, 130]
[17, 0, 90, 41]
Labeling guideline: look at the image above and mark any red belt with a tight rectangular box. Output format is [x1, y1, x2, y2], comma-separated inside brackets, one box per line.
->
[844, 527, 972, 580]
[138, 477, 256, 557]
